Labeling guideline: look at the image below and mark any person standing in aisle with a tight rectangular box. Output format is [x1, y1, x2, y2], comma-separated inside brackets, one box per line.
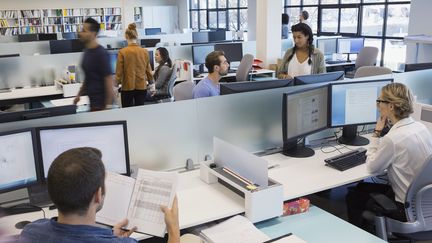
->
[116, 23, 153, 107]
[74, 18, 114, 111]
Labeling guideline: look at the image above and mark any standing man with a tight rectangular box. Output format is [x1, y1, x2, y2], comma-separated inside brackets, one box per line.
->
[74, 18, 114, 111]
[192, 51, 229, 99]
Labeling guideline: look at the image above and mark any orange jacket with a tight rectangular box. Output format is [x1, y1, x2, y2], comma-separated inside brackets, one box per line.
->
[115, 43, 153, 91]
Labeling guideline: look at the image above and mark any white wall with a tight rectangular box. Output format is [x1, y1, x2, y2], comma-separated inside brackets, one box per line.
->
[176, 0, 189, 31]
[406, 0, 432, 63]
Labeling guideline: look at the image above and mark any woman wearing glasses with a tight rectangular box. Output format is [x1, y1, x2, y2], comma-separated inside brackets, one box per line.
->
[346, 83, 432, 230]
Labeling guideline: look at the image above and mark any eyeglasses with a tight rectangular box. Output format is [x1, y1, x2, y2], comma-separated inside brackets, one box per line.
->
[376, 99, 390, 104]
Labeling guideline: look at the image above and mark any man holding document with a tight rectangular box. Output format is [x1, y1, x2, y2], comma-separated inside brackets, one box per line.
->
[19, 147, 180, 243]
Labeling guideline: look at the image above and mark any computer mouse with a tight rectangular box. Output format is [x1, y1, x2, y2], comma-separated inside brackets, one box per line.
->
[15, 220, 31, 229]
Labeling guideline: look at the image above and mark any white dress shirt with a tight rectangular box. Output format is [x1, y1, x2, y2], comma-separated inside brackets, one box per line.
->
[287, 53, 312, 78]
[366, 117, 432, 203]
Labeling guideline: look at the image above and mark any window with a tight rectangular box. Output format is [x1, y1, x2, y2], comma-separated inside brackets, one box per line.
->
[189, 0, 247, 31]
[283, 0, 411, 69]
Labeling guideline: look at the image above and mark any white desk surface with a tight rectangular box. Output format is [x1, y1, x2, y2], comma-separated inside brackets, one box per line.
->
[0, 86, 62, 101]
[266, 135, 373, 200]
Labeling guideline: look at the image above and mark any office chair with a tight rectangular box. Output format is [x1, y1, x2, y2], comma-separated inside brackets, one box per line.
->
[173, 81, 195, 101]
[346, 46, 379, 78]
[156, 64, 177, 103]
[353, 66, 392, 78]
[236, 54, 254, 82]
[362, 154, 432, 242]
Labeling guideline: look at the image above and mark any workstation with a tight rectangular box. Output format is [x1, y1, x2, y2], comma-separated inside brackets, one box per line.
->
[1, 0, 432, 243]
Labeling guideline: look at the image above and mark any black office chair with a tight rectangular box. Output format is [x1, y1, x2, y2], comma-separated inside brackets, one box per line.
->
[362, 154, 432, 242]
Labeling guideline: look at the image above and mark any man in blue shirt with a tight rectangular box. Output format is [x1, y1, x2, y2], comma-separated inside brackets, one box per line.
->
[19, 147, 180, 243]
[74, 18, 114, 111]
[193, 51, 229, 99]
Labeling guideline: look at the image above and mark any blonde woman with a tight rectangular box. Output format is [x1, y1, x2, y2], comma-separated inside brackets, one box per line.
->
[346, 83, 432, 229]
[116, 23, 153, 107]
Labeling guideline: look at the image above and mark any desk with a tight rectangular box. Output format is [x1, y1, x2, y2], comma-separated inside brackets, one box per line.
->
[0, 86, 63, 106]
[257, 206, 386, 243]
[191, 69, 276, 82]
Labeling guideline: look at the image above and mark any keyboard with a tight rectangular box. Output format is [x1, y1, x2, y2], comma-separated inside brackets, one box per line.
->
[326, 60, 348, 64]
[324, 147, 367, 171]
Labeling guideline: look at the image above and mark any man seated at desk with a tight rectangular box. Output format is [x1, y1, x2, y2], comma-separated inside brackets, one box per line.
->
[19, 147, 180, 243]
[193, 51, 229, 99]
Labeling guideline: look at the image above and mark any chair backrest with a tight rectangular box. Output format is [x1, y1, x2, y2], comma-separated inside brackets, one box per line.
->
[173, 81, 195, 101]
[236, 54, 254, 82]
[405, 154, 432, 227]
[167, 63, 177, 98]
[355, 46, 379, 69]
[353, 66, 392, 78]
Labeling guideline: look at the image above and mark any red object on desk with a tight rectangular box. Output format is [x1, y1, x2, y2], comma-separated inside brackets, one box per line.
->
[283, 198, 310, 216]
[253, 58, 263, 70]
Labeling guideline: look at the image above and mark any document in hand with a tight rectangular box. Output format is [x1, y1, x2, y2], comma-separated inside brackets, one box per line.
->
[96, 169, 178, 237]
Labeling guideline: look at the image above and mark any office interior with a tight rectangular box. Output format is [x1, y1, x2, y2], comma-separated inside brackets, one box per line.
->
[2, 0, 432, 242]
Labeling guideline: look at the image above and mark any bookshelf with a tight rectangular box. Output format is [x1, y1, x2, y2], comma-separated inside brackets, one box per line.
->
[0, 7, 123, 36]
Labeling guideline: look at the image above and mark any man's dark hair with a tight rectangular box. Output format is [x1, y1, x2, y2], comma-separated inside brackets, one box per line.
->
[301, 10, 309, 20]
[84, 18, 100, 33]
[205, 51, 225, 73]
[47, 147, 105, 215]
[282, 13, 290, 25]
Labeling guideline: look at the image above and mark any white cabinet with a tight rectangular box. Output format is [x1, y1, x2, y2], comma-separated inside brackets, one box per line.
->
[142, 6, 178, 34]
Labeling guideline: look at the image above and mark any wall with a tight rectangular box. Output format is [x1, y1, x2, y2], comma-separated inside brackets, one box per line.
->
[176, 0, 189, 31]
[406, 0, 432, 63]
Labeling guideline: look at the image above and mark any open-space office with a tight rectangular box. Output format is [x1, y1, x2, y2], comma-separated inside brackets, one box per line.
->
[1, 0, 432, 242]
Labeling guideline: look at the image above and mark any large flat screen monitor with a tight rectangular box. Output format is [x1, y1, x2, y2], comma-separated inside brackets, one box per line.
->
[220, 79, 293, 95]
[337, 37, 365, 54]
[18, 34, 38, 42]
[109, 51, 118, 74]
[0, 105, 76, 124]
[316, 38, 337, 59]
[192, 44, 215, 72]
[36, 121, 131, 179]
[49, 40, 72, 54]
[214, 43, 243, 62]
[282, 85, 328, 157]
[404, 62, 432, 72]
[208, 29, 226, 42]
[0, 129, 39, 193]
[294, 71, 344, 86]
[192, 31, 209, 43]
[329, 79, 393, 145]
[145, 28, 161, 35]
[62, 32, 77, 40]
[38, 33, 57, 41]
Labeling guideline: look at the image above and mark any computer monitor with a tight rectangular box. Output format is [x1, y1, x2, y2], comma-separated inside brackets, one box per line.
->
[329, 79, 394, 145]
[208, 29, 226, 42]
[141, 38, 160, 47]
[0, 129, 39, 193]
[282, 85, 329, 157]
[337, 37, 365, 54]
[404, 62, 432, 72]
[220, 79, 293, 95]
[62, 32, 77, 40]
[214, 43, 243, 62]
[0, 105, 76, 124]
[145, 28, 162, 35]
[294, 71, 344, 86]
[109, 52, 118, 74]
[71, 39, 85, 52]
[192, 44, 215, 72]
[36, 121, 131, 179]
[148, 50, 154, 70]
[316, 38, 337, 59]
[38, 33, 57, 41]
[192, 31, 209, 43]
[49, 40, 72, 54]
[18, 34, 38, 42]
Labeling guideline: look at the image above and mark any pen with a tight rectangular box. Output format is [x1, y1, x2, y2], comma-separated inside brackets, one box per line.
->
[222, 167, 258, 190]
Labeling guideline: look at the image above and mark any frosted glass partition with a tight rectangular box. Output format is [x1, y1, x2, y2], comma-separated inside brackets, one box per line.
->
[0, 41, 50, 56]
[0, 53, 82, 89]
[0, 100, 199, 171]
[393, 69, 432, 104]
[168, 45, 192, 61]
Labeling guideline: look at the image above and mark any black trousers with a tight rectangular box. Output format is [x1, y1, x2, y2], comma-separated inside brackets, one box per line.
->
[346, 182, 407, 230]
[121, 90, 147, 108]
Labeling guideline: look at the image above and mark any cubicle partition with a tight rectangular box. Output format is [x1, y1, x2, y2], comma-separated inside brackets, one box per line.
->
[0, 69, 431, 172]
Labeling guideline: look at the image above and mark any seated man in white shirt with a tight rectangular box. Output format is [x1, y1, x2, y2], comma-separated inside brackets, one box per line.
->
[346, 83, 432, 230]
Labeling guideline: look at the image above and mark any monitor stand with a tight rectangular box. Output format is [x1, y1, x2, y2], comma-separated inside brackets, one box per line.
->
[282, 139, 315, 158]
[338, 125, 369, 146]
[199, 64, 205, 74]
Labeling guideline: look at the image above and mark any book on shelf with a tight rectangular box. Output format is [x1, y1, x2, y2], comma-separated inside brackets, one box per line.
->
[96, 169, 178, 237]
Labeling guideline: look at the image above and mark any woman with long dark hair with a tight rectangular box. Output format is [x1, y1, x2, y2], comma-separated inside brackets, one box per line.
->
[147, 47, 174, 101]
[277, 23, 325, 79]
